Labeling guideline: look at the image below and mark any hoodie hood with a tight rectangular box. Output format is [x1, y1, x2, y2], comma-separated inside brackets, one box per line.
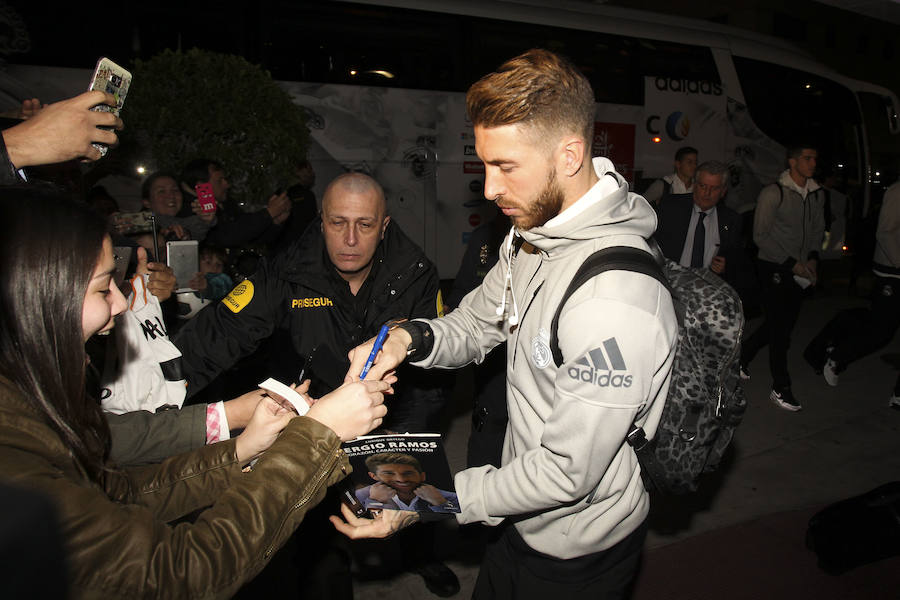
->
[518, 157, 657, 255]
[492, 157, 656, 325]
[778, 169, 820, 198]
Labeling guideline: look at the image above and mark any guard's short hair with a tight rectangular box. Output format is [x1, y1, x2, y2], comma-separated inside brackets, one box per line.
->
[322, 172, 387, 215]
[675, 146, 698, 162]
[696, 160, 729, 181]
[365, 452, 423, 473]
[466, 49, 595, 148]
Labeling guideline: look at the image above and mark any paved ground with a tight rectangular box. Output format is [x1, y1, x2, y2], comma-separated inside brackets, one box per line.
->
[354, 274, 900, 599]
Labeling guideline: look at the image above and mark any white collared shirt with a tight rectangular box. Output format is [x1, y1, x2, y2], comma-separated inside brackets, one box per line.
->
[678, 204, 720, 268]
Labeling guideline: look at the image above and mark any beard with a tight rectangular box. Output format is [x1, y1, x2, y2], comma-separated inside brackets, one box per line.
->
[512, 168, 565, 230]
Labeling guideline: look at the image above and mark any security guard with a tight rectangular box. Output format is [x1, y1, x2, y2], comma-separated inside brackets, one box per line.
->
[174, 171, 444, 429]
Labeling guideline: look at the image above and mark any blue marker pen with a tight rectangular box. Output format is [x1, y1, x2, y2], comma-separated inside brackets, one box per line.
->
[360, 324, 390, 379]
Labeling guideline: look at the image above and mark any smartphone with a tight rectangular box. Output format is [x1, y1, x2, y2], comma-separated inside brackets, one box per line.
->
[194, 182, 217, 214]
[87, 57, 133, 157]
[166, 240, 199, 292]
[338, 480, 372, 519]
[112, 246, 133, 287]
[111, 211, 154, 235]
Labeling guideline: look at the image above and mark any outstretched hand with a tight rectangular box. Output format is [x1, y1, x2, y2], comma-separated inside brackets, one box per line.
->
[234, 396, 295, 463]
[306, 379, 391, 441]
[330, 503, 420, 539]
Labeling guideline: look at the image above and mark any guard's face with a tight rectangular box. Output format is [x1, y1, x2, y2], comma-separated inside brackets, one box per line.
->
[321, 188, 389, 276]
[476, 123, 564, 230]
[370, 463, 426, 493]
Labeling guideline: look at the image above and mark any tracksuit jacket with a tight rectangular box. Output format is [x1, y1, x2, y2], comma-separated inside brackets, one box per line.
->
[413, 158, 678, 559]
[754, 170, 826, 270]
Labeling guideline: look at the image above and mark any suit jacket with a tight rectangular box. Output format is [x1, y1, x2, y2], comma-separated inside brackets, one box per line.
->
[654, 195, 743, 285]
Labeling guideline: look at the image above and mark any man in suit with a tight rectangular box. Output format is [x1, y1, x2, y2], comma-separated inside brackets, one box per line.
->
[654, 160, 742, 286]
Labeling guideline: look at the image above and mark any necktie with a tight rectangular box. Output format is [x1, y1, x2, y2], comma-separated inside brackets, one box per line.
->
[691, 211, 707, 268]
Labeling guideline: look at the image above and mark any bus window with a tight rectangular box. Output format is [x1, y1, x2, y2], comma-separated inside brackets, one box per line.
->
[733, 56, 863, 192]
[859, 91, 900, 193]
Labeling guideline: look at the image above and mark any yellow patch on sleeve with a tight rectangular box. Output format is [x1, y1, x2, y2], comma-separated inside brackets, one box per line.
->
[221, 280, 255, 314]
[436, 290, 445, 318]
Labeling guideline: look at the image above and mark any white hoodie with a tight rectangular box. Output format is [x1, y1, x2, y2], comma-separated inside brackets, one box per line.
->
[414, 158, 678, 559]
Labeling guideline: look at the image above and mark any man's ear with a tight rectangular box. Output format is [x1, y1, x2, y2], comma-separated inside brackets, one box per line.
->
[559, 136, 587, 178]
[368, 471, 379, 482]
[141, 198, 151, 209]
[381, 215, 391, 239]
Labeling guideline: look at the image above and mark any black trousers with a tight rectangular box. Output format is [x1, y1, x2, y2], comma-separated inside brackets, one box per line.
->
[805, 275, 900, 374]
[741, 261, 806, 390]
[472, 519, 647, 600]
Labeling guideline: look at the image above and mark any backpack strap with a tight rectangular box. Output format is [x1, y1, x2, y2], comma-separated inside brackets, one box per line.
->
[548, 245, 673, 494]
[550, 246, 669, 368]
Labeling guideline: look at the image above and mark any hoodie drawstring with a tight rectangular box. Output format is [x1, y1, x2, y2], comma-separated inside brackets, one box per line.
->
[495, 226, 520, 326]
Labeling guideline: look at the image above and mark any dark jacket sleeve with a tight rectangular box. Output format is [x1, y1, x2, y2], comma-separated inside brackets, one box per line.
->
[718, 206, 744, 272]
[0, 132, 22, 184]
[106, 404, 207, 467]
[653, 197, 690, 262]
[388, 261, 448, 432]
[175, 257, 287, 396]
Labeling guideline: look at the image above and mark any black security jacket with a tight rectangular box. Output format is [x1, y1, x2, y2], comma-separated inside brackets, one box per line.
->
[174, 219, 443, 426]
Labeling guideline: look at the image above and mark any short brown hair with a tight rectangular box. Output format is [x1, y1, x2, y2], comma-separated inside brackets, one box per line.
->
[466, 49, 595, 147]
[365, 452, 423, 473]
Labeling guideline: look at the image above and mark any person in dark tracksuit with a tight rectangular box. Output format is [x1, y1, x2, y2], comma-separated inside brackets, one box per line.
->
[741, 145, 826, 412]
[804, 178, 900, 405]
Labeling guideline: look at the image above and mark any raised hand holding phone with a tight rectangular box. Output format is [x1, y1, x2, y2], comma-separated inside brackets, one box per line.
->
[86, 57, 132, 157]
[195, 182, 217, 214]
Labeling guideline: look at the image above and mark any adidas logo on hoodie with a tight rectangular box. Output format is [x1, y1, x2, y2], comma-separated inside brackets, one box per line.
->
[567, 337, 633, 388]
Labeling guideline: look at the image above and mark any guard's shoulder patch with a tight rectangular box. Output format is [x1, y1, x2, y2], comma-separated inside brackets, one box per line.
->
[222, 280, 254, 314]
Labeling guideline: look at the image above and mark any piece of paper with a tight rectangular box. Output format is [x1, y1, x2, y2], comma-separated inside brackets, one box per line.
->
[258, 378, 309, 416]
[793, 275, 812, 289]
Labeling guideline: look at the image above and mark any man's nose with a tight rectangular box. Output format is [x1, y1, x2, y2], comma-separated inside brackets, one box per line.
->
[484, 168, 503, 201]
[345, 227, 358, 246]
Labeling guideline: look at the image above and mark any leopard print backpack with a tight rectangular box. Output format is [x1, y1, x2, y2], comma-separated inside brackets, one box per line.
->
[550, 245, 746, 494]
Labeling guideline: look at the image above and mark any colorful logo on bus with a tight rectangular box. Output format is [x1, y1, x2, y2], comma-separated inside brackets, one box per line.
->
[646, 112, 691, 142]
[665, 111, 691, 141]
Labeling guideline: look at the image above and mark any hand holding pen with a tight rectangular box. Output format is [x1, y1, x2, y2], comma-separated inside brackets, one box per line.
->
[345, 322, 412, 384]
[360, 324, 390, 379]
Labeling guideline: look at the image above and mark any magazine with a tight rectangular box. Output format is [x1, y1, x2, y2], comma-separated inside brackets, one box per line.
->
[341, 433, 460, 516]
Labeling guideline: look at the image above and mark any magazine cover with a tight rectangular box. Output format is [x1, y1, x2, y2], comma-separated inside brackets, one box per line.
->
[341, 433, 460, 515]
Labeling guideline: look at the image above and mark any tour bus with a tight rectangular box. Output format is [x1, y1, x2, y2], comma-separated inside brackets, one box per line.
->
[275, 0, 900, 274]
[6, 0, 898, 276]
